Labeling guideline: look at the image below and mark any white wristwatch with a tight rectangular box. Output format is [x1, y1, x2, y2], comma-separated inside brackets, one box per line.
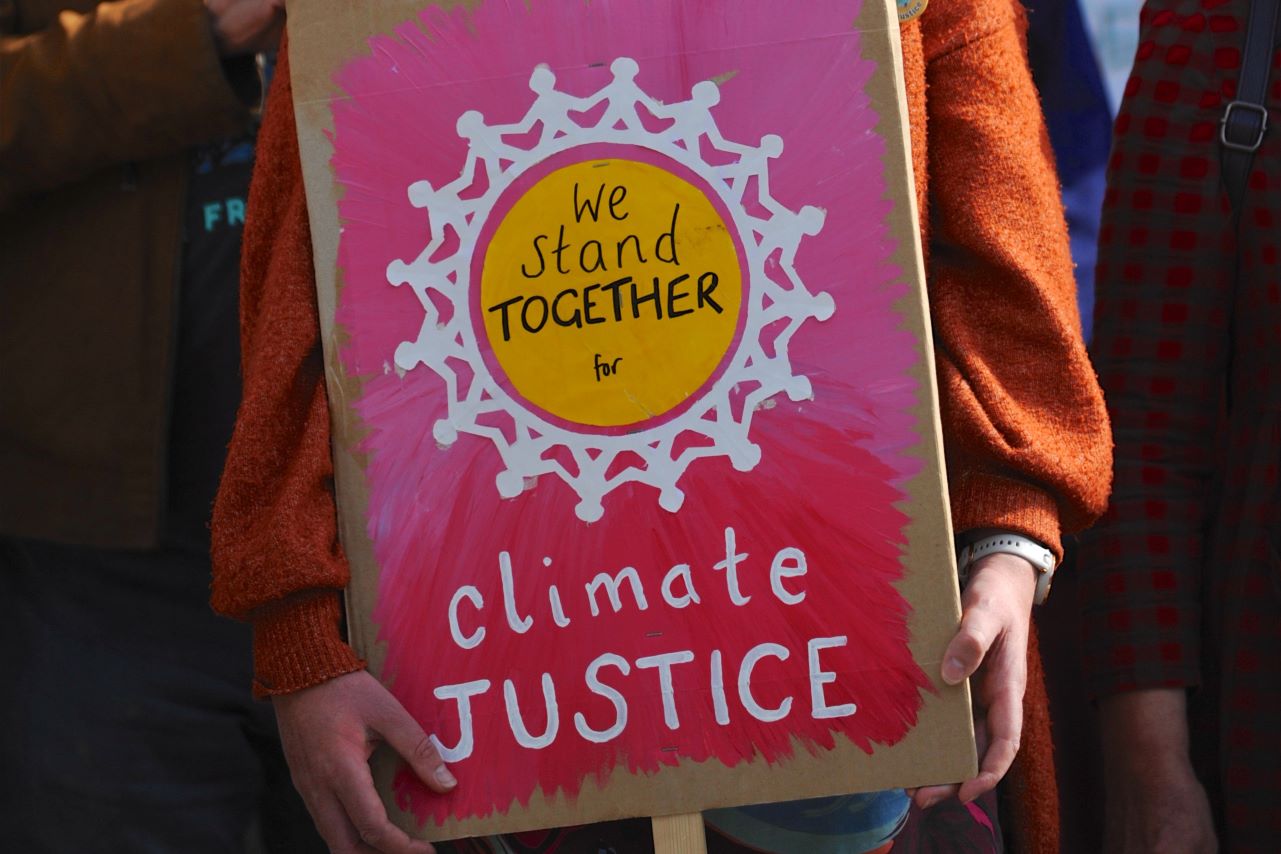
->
[957, 533, 1057, 605]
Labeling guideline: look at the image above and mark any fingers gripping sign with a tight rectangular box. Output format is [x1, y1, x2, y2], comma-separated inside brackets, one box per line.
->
[911, 552, 1037, 809]
[273, 671, 457, 854]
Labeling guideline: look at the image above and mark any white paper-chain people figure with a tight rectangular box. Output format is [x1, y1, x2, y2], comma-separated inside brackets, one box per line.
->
[387, 55, 832, 521]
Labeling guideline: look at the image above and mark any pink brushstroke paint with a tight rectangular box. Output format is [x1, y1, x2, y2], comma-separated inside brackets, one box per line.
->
[329, 0, 928, 826]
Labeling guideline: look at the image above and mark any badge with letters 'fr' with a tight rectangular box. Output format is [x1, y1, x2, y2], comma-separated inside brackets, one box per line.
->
[289, 0, 973, 840]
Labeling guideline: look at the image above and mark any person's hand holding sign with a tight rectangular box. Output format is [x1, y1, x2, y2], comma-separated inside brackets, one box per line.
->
[273, 671, 456, 854]
[911, 552, 1039, 808]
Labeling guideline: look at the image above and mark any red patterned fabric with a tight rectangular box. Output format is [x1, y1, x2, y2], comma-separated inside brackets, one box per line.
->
[1080, 0, 1281, 847]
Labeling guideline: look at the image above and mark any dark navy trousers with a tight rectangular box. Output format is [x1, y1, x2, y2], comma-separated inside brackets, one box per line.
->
[0, 538, 325, 854]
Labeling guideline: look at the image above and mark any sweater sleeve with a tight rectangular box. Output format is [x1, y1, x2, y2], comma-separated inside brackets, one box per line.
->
[921, 0, 1113, 558]
[0, 0, 254, 209]
[210, 40, 364, 697]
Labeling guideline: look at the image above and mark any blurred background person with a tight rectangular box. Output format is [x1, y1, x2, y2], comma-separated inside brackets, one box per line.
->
[1081, 0, 1281, 851]
[1026, 0, 1116, 342]
[0, 1, 323, 851]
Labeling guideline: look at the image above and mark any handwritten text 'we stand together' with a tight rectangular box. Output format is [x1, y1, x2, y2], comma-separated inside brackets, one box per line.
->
[429, 527, 859, 761]
[485, 180, 727, 343]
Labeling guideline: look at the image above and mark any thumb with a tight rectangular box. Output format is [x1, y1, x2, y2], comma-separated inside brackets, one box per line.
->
[371, 694, 458, 794]
[942, 602, 999, 686]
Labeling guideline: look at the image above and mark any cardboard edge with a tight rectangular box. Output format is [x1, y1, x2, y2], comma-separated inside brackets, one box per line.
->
[287, 0, 980, 840]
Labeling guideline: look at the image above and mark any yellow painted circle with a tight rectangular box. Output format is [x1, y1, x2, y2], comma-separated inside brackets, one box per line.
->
[479, 158, 742, 428]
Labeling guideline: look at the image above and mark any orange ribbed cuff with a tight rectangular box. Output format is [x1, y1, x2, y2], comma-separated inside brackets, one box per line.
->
[949, 469, 1064, 562]
[251, 591, 366, 698]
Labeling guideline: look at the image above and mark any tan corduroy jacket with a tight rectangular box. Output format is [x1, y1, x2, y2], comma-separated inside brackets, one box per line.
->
[0, 0, 253, 547]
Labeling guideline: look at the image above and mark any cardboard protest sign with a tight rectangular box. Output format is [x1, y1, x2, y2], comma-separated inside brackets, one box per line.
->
[288, 0, 976, 840]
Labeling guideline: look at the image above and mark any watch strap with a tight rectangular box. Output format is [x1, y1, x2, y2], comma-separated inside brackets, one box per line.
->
[958, 533, 1057, 605]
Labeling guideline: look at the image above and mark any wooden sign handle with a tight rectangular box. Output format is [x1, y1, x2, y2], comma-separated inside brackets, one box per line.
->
[651, 813, 708, 854]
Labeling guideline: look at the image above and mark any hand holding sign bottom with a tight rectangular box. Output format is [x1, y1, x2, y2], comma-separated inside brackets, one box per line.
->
[910, 552, 1038, 809]
[273, 671, 457, 854]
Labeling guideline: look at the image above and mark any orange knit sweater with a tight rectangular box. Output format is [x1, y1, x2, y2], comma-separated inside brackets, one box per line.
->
[212, 4, 1111, 851]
